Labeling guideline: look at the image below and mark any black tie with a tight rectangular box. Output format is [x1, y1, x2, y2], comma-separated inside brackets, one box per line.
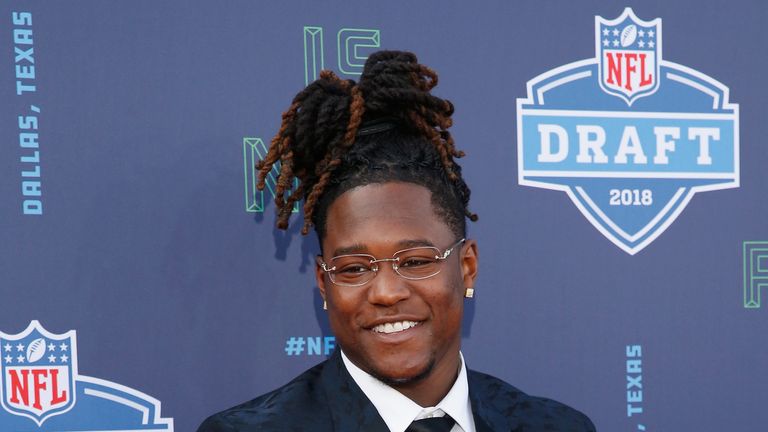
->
[405, 414, 456, 432]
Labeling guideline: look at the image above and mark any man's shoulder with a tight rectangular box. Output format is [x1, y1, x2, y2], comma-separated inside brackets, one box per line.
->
[196, 361, 331, 432]
[468, 369, 596, 432]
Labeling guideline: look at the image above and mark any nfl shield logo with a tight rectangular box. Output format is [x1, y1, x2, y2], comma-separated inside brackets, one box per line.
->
[0, 321, 77, 426]
[597, 8, 661, 105]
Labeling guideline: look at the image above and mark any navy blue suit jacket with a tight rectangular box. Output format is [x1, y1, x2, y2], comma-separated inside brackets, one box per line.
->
[198, 350, 595, 431]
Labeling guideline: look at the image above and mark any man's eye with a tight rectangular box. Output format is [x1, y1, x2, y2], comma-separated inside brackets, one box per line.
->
[399, 257, 435, 268]
[337, 265, 370, 274]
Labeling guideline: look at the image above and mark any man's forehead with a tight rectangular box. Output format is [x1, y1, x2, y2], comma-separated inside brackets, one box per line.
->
[331, 238, 436, 257]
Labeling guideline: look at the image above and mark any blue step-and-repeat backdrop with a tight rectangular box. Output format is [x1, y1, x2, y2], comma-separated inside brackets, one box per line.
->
[1, 1, 766, 431]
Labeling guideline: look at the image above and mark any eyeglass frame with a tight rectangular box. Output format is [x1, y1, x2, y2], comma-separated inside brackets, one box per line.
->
[318, 238, 466, 287]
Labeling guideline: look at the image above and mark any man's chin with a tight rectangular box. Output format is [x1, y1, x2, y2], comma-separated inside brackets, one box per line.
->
[369, 358, 435, 387]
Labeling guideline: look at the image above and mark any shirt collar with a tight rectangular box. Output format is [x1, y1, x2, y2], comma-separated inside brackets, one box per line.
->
[340, 349, 475, 432]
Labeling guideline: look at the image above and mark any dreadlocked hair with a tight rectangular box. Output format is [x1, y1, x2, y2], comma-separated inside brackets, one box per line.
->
[256, 50, 477, 238]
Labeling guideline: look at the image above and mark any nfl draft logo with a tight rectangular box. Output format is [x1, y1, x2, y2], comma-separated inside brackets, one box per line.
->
[1, 321, 173, 431]
[517, 8, 739, 254]
[1, 321, 75, 426]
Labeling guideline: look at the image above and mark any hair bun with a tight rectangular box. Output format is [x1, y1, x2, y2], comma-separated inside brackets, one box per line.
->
[358, 50, 451, 124]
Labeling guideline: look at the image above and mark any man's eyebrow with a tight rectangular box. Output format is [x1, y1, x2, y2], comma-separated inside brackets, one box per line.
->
[332, 243, 368, 256]
[332, 239, 435, 256]
[395, 239, 435, 249]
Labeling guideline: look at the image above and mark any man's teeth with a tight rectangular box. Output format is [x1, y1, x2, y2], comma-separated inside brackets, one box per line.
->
[373, 321, 419, 334]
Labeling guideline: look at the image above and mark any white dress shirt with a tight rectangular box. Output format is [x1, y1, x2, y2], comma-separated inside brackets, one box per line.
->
[340, 350, 476, 432]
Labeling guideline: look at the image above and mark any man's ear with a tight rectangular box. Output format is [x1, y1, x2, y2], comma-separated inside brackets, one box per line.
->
[315, 255, 327, 303]
[460, 239, 479, 290]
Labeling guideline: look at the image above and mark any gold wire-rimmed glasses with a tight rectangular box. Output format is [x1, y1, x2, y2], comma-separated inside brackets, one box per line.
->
[319, 238, 465, 287]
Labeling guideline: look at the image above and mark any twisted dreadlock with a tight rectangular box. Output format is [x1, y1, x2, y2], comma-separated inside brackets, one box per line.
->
[256, 50, 477, 239]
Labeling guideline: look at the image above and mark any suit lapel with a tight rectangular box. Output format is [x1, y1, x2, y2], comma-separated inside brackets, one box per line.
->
[321, 350, 390, 432]
[470, 405, 496, 432]
[470, 393, 501, 432]
[468, 370, 521, 432]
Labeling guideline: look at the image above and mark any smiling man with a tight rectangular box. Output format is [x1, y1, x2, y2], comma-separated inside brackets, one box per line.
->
[197, 51, 595, 432]
[320, 182, 473, 418]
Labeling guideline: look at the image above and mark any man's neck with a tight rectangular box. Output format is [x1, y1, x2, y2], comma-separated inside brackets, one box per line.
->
[390, 353, 461, 407]
[340, 349, 475, 432]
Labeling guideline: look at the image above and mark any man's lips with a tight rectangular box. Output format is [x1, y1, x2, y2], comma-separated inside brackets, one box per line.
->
[372, 320, 421, 334]
[364, 317, 425, 335]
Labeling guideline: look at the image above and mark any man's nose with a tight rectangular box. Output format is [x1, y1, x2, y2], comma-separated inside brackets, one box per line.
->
[367, 261, 410, 306]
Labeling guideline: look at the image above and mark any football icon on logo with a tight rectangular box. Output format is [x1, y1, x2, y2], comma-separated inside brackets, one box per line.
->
[620, 24, 637, 47]
[26, 337, 47, 363]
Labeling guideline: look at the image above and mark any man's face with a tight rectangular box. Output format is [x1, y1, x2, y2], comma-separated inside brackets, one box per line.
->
[316, 182, 478, 386]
